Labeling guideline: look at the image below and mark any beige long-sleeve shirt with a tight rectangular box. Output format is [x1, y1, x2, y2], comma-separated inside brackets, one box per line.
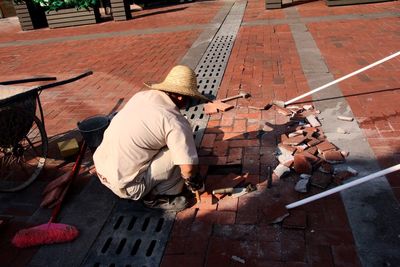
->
[93, 90, 198, 196]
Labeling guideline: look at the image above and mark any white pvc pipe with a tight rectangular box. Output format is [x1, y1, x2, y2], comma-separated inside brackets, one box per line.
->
[286, 164, 400, 210]
[284, 51, 400, 106]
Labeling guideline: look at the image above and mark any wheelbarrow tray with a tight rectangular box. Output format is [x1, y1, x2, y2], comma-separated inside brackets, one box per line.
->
[0, 85, 38, 146]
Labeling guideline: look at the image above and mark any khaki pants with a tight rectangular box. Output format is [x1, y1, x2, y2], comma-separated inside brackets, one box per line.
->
[125, 147, 184, 200]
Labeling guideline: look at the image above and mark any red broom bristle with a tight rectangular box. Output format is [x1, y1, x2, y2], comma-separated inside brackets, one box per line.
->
[12, 223, 79, 248]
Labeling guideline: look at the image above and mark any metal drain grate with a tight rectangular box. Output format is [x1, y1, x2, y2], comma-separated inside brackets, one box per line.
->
[181, 34, 236, 146]
[82, 201, 175, 267]
[181, 1, 246, 146]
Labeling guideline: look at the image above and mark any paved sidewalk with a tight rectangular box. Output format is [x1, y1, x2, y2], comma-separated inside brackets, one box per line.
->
[0, 0, 399, 266]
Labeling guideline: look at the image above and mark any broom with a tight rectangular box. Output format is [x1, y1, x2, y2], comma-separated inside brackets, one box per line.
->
[12, 142, 87, 248]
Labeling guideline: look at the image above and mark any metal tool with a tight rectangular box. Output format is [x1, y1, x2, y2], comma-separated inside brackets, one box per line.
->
[219, 92, 251, 103]
[203, 92, 250, 115]
[265, 51, 400, 110]
[212, 184, 256, 198]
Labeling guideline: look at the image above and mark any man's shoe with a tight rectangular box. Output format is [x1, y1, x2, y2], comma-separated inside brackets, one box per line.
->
[142, 195, 188, 212]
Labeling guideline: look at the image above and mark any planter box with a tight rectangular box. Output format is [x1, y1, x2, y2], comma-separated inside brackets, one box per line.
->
[46, 8, 99, 29]
[265, 0, 282, 9]
[110, 0, 131, 21]
[326, 0, 395, 6]
[13, 1, 47, 31]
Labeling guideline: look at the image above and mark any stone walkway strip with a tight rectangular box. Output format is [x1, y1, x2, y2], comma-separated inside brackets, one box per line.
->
[287, 5, 400, 267]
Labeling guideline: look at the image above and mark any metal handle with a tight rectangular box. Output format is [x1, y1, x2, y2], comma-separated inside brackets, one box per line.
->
[286, 164, 400, 210]
[36, 70, 93, 92]
[284, 51, 400, 106]
[212, 188, 234, 194]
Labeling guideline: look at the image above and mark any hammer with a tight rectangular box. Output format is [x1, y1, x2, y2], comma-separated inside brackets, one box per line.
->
[265, 51, 400, 110]
[218, 92, 251, 103]
[204, 92, 251, 115]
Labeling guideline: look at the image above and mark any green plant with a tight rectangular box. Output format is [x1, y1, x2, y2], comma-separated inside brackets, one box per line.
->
[14, 0, 98, 11]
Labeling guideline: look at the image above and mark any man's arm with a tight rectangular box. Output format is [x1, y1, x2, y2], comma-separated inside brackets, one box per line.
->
[180, 164, 198, 179]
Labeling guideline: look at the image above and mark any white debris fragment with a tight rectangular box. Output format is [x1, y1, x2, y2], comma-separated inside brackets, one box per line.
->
[274, 164, 291, 178]
[303, 104, 313, 110]
[231, 255, 245, 264]
[295, 175, 310, 193]
[337, 115, 354, 121]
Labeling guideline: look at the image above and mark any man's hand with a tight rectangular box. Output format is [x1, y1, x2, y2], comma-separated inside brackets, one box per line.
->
[183, 174, 205, 193]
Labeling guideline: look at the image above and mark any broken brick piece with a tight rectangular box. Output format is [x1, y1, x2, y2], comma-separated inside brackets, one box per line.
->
[311, 171, 333, 189]
[306, 114, 321, 127]
[332, 170, 355, 185]
[283, 135, 306, 146]
[280, 134, 289, 143]
[204, 102, 234, 115]
[306, 137, 322, 147]
[316, 141, 337, 154]
[274, 106, 292, 116]
[319, 162, 334, 174]
[322, 150, 345, 164]
[288, 130, 304, 138]
[303, 104, 313, 110]
[305, 146, 318, 155]
[300, 151, 320, 163]
[278, 143, 297, 155]
[293, 154, 312, 174]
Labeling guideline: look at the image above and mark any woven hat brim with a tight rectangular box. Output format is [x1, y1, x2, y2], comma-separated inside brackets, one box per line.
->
[144, 82, 210, 102]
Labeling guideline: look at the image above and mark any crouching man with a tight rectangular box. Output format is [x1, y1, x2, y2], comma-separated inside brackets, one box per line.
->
[93, 65, 208, 211]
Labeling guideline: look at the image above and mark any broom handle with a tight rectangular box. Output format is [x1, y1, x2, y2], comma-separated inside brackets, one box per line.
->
[49, 142, 87, 223]
[284, 51, 400, 106]
[286, 164, 400, 210]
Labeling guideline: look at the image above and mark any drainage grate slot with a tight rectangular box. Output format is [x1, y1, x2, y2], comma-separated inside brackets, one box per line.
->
[113, 216, 123, 230]
[141, 217, 150, 231]
[101, 238, 113, 254]
[116, 238, 127, 255]
[131, 239, 141, 256]
[127, 216, 137, 230]
[146, 240, 157, 257]
[155, 218, 164, 232]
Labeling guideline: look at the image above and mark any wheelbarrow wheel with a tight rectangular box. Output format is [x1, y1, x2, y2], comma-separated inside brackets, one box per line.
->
[0, 115, 48, 192]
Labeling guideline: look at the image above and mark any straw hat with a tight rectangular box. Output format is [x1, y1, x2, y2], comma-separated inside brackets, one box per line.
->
[144, 65, 210, 102]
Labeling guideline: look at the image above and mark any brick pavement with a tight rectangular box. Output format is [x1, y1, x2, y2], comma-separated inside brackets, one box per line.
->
[0, 0, 399, 266]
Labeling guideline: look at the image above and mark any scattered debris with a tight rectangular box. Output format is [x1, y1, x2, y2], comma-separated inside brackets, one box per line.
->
[273, 164, 291, 178]
[295, 174, 311, 193]
[303, 104, 313, 110]
[311, 171, 333, 189]
[322, 150, 345, 164]
[337, 115, 354, 121]
[306, 114, 321, 127]
[231, 255, 245, 264]
[319, 162, 334, 174]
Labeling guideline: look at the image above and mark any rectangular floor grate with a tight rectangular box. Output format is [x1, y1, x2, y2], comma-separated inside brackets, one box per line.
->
[181, 1, 247, 146]
[82, 201, 175, 267]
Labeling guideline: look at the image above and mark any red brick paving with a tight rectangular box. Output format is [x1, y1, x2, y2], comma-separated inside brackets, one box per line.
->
[1, 0, 399, 266]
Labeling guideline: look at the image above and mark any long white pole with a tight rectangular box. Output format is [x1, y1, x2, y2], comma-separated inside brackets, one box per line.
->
[286, 164, 400, 209]
[284, 51, 400, 106]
